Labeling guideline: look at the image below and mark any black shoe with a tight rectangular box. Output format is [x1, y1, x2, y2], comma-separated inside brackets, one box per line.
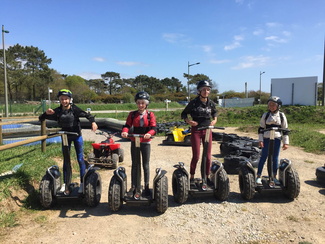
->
[144, 188, 151, 196]
[127, 187, 135, 197]
[190, 178, 196, 188]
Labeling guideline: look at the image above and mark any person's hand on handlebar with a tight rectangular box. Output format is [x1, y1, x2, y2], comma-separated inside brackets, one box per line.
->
[121, 132, 128, 138]
[143, 133, 151, 140]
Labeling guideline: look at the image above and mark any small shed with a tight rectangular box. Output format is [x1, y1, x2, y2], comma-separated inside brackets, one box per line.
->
[271, 76, 318, 106]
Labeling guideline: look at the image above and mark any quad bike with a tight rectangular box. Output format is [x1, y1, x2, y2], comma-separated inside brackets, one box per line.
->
[108, 134, 168, 213]
[87, 131, 124, 168]
[162, 121, 191, 146]
[238, 127, 300, 200]
[39, 131, 102, 209]
[172, 126, 229, 204]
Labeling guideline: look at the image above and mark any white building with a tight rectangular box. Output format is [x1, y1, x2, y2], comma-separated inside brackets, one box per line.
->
[271, 76, 318, 106]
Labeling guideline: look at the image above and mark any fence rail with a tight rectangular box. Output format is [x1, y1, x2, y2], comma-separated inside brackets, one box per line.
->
[0, 117, 49, 152]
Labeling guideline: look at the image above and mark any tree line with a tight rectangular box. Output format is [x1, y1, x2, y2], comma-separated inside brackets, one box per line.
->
[1, 44, 272, 104]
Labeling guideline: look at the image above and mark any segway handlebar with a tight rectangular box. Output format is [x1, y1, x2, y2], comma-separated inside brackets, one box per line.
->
[261, 127, 290, 133]
[127, 134, 155, 139]
[197, 126, 225, 131]
[48, 131, 79, 137]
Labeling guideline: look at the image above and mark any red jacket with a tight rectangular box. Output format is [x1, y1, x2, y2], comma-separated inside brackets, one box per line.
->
[122, 110, 157, 143]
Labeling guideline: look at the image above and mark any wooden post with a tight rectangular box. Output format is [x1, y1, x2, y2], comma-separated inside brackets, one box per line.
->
[41, 120, 47, 152]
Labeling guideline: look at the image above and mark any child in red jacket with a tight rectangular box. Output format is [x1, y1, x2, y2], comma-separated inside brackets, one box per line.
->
[121, 91, 157, 195]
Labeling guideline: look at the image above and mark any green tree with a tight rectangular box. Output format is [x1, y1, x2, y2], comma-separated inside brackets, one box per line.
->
[101, 71, 120, 95]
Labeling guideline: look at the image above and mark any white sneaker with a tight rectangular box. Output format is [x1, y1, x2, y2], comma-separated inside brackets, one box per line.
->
[78, 183, 83, 194]
[256, 177, 262, 185]
[60, 183, 66, 192]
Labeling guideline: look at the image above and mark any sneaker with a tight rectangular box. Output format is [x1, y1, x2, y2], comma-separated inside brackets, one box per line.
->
[60, 183, 66, 192]
[256, 177, 262, 185]
[207, 178, 214, 187]
[78, 183, 83, 194]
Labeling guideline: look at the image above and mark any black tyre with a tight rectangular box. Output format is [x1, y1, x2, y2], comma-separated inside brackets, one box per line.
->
[117, 148, 124, 162]
[172, 169, 189, 204]
[155, 175, 168, 214]
[39, 174, 55, 209]
[213, 169, 230, 201]
[84, 171, 102, 207]
[184, 135, 191, 144]
[112, 153, 119, 169]
[238, 166, 255, 200]
[166, 134, 174, 142]
[283, 167, 300, 199]
[316, 166, 325, 185]
[108, 176, 123, 211]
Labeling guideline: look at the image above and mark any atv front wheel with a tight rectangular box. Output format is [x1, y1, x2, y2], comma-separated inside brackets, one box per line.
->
[112, 153, 119, 169]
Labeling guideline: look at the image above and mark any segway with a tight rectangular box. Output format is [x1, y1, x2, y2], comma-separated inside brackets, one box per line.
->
[238, 127, 300, 200]
[108, 134, 168, 213]
[172, 126, 229, 204]
[39, 131, 102, 208]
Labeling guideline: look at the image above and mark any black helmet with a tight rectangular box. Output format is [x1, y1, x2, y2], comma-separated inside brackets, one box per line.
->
[267, 96, 282, 108]
[135, 91, 150, 102]
[197, 80, 211, 90]
[57, 89, 72, 98]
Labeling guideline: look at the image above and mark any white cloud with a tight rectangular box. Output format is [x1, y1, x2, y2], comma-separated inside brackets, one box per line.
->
[265, 35, 288, 43]
[162, 33, 187, 43]
[224, 35, 244, 51]
[92, 57, 106, 62]
[232, 55, 270, 70]
[78, 72, 101, 80]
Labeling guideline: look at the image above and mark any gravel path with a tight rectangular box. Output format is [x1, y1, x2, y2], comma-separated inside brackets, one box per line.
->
[2, 127, 325, 244]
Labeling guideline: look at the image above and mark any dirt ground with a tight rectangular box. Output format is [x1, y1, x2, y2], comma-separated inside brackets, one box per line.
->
[2, 127, 325, 244]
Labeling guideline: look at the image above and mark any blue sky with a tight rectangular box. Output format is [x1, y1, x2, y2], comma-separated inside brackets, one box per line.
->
[1, 0, 324, 93]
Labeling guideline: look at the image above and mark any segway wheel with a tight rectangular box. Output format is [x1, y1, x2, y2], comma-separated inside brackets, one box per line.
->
[112, 153, 119, 169]
[172, 169, 189, 204]
[84, 171, 102, 207]
[39, 174, 55, 209]
[154, 175, 168, 214]
[108, 176, 122, 211]
[117, 148, 124, 162]
[213, 169, 230, 201]
[238, 166, 255, 200]
[283, 167, 300, 200]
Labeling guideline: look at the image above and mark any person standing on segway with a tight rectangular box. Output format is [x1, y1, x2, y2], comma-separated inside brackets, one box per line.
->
[256, 96, 289, 185]
[39, 89, 98, 194]
[181, 80, 217, 185]
[121, 91, 157, 196]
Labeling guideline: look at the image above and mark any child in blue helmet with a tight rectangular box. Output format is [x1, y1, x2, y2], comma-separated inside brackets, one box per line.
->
[256, 96, 289, 185]
[39, 89, 98, 194]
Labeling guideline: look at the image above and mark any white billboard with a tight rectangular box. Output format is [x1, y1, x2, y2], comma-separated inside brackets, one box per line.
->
[271, 76, 318, 106]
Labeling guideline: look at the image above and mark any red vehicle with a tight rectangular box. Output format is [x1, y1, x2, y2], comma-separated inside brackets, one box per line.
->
[87, 131, 124, 168]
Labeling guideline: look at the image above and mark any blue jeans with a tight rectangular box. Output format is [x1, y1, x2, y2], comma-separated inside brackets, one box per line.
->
[63, 135, 86, 184]
[257, 138, 281, 177]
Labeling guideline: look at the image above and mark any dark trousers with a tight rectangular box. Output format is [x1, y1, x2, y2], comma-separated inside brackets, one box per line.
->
[190, 127, 212, 176]
[257, 138, 281, 176]
[63, 135, 86, 184]
[131, 142, 150, 187]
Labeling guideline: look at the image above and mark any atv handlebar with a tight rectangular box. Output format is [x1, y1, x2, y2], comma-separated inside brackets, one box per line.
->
[197, 126, 225, 131]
